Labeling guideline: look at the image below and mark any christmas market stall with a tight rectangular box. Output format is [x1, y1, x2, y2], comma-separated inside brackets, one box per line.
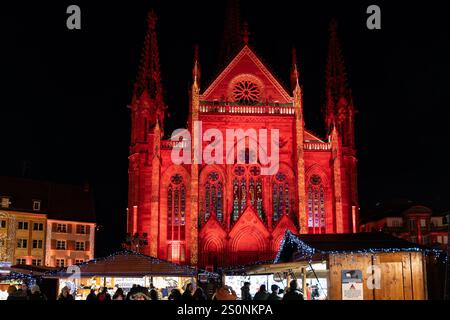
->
[46, 250, 216, 300]
[237, 231, 434, 300]
[0, 263, 59, 300]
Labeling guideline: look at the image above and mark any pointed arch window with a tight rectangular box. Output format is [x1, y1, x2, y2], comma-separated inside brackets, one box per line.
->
[272, 172, 290, 223]
[231, 165, 265, 223]
[167, 174, 186, 262]
[307, 174, 326, 234]
[202, 172, 224, 223]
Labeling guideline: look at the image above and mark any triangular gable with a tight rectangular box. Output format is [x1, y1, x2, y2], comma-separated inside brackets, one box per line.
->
[199, 215, 227, 238]
[202, 46, 292, 103]
[229, 205, 270, 238]
[272, 215, 298, 239]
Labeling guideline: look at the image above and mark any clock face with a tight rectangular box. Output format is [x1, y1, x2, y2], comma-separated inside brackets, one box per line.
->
[310, 174, 322, 185]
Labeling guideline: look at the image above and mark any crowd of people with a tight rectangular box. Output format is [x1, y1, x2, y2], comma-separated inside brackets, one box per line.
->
[240, 280, 304, 301]
[5, 279, 308, 301]
[6, 284, 47, 300]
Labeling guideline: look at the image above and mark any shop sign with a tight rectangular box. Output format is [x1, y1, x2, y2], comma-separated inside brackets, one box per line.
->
[341, 270, 363, 300]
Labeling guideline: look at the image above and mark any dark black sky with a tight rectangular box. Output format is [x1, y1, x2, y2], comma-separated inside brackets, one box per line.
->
[1, 1, 449, 255]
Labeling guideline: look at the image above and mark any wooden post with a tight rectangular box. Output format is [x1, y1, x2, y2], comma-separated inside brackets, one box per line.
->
[302, 267, 307, 299]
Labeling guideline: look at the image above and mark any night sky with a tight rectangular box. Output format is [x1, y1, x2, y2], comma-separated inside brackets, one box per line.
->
[1, 1, 449, 256]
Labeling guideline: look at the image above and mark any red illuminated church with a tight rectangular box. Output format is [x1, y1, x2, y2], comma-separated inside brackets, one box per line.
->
[127, 8, 358, 268]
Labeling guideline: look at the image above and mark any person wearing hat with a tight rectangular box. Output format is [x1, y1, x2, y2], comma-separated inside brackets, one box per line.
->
[267, 284, 282, 300]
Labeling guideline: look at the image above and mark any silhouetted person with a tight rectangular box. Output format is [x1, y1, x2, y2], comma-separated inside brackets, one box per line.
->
[282, 280, 304, 300]
[168, 289, 182, 300]
[86, 289, 97, 301]
[182, 283, 194, 300]
[97, 287, 111, 301]
[240, 282, 252, 300]
[253, 284, 269, 300]
[267, 284, 281, 301]
[113, 287, 125, 300]
[149, 289, 159, 300]
[193, 287, 207, 300]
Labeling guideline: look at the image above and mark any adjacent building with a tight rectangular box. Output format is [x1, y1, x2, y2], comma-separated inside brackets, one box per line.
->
[0, 176, 96, 267]
[360, 201, 448, 249]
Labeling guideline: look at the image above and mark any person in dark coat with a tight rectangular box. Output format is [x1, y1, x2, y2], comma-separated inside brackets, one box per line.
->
[113, 288, 125, 300]
[149, 289, 159, 300]
[30, 285, 47, 301]
[181, 283, 194, 300]
[240, 282, 252, 300]
[6, 286, 22, 301]
[168, 288, 182, 300]
[193, 287, 207, 300]
[253, 284, 269, 300]
[97, 287, 111, 301]
[15, 284, 30, 300]
[282, 280, 304, 300]
[267, 284, 282, 301]
[86, 289, 98, 301]
[57, 286, 74, 301]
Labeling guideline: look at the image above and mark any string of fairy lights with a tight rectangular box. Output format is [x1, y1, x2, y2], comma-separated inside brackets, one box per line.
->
[274, 230, 447, 264]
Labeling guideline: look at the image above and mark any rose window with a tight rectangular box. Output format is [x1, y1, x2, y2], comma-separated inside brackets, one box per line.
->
[232, 80, 260, 105]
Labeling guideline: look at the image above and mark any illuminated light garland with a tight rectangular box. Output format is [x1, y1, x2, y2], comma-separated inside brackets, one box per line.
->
[43, 250, 220, 279]
[274, 230, 447, 264]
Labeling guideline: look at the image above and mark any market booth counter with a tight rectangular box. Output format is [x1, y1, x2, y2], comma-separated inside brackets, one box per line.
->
[46, 250, 214, 300]
[247, 231, 433, 300]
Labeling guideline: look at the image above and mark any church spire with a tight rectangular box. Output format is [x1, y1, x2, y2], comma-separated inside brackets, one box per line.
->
[325, 19, 355, 148]
[192, 44, 201, 88]
[290, 47, 300, 91]
[133, 9, 165, 125]
[219, 0, 244, 66]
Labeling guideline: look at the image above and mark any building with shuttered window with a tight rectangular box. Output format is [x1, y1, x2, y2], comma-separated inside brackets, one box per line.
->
[0, 176, 96, 267]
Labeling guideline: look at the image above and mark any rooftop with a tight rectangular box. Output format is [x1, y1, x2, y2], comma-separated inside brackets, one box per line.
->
[0, 176, 96, 223]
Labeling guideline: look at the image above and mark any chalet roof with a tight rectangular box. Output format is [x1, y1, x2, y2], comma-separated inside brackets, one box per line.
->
[46, 251, 208, 278]
[275, 231, 429, 263]
[0, 176, 95, 223]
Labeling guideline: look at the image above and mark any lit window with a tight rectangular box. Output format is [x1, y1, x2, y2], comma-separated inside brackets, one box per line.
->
[75, 242, 85, 251]
[56, 240, 66, 250]
[18, 221, 29, 230]
[201, 172, 224, 224]
[56, 259, 65, 267]
[33, 200, 41, 211]
[272, 172, 289, 223]
[167, 174, 186, 263]
[437, 236, 443, 243]
[17, 239, 28, 248]
[420, 219, 427, 228]
[1, 197, 10, 208]
[307, 174, 326, 234]
[444, 236, 448, 245]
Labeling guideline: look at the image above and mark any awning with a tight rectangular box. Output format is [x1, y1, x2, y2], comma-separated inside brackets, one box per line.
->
[45, 250, 218, 279]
